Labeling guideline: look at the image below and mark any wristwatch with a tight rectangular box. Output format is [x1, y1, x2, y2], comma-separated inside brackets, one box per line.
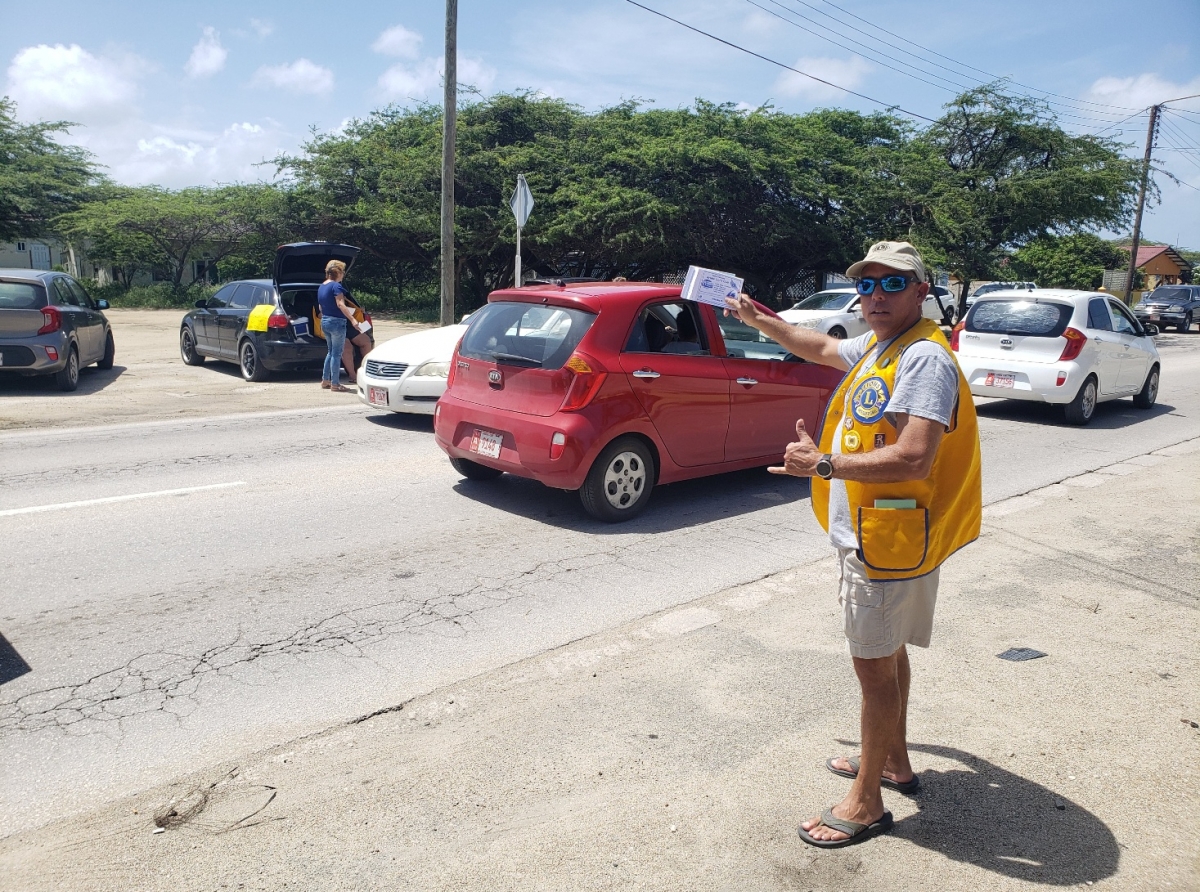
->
[815, 454, 835, 480]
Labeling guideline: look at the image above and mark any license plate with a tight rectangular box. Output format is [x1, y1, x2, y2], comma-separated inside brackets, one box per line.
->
[470, 429, 503, 459]
[1149, 314, 1159, 321]
[984, 372, 1016, 389]
[368, 386, 389, 406]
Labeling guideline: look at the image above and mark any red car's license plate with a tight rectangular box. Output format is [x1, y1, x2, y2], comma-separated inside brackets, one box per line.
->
[470, 429, 503, 459]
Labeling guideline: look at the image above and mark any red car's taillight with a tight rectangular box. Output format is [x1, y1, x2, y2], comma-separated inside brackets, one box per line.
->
[550, 431, 567, 460]
[949, 321, 964, 352]
[446, 350, 460, 388]
[38, 306, 62, 335]
[560, 353, 607, 412]
[267, 310, 289, 329]
[1058, 327, 1087, 362]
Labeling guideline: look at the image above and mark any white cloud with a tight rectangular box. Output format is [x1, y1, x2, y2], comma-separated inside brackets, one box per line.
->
[377, 55, 496, 102]
[775, 56, 872, 102]
[372, 25, 422, 59]
[105, 120, 287, 187]
[185, 27, 227, 79]
[251, 59, 334, 96]
[1086, 72, 1200, 112]
[250, 18, 274, 38]
[5, 43, 140, 120]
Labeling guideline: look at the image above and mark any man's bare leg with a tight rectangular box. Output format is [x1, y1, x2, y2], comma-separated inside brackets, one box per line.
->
[827, 644, 914, 785]
[802, 650, 903, 842]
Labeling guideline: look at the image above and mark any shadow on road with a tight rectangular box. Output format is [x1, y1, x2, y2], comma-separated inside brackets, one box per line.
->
[895, 743, 1119, 885]
[364, 413, 434, 433]
[0, 632, 31, 686]
[974, 398, 1175, 430]
[0, 365, 125, 397]
[452, 465, 810, 533]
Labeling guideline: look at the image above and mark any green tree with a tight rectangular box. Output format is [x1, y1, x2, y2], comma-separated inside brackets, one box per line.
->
[909, 86, 1143, 314]
[0, 97, 97, 241]
[1007, 233, 1126, 289]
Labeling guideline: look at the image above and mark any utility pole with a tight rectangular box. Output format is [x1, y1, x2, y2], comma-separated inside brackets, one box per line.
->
[439, 0, 457, 326]
[1122, 104, 1159, 305]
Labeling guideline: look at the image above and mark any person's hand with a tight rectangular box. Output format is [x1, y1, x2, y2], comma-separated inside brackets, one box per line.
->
[768, 419, 823, 477]
[723, 292, 763, 326]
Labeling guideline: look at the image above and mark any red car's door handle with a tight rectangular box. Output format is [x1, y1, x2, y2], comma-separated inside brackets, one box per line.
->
[736, 377, 758, 386]
[632, 369, 660, 379]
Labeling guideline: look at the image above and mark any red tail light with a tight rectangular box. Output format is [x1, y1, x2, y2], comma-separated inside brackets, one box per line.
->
[267, 311, 289, 329]
[560, 353, 608, 411]
[38, 306, 62, 334]
[950, 321, 963, 352]
[446, 349, 461, 388]
[364, 312, 373, 325]
[550, 431, 567, 460]
[1058, 327, 1086, 362]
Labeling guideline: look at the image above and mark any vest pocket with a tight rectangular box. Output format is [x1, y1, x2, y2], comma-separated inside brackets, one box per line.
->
[856, 507, 929, 573]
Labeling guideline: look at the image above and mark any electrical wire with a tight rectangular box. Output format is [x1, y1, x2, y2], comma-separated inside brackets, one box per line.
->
[622, 0, 939, 121]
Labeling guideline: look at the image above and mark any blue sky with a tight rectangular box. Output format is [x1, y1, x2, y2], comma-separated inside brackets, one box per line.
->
[3, 0, 1199, 247]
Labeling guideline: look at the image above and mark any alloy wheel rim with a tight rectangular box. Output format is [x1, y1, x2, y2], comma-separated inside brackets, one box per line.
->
[1149, 372, 1159, 401]
[241, 344, 255, 376]
[1083, 381, 1096, 417]
[182, 332, 194, 359]
[603, 451, 645, 510]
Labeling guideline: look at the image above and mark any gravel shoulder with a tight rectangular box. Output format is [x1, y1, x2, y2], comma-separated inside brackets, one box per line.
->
[0, 309, 433, 431]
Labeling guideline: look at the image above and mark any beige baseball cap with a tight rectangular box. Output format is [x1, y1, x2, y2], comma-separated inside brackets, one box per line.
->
[846, 240, 927, 282]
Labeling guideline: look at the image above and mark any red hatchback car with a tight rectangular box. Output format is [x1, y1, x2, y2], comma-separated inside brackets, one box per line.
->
[434, 282, 845, 521]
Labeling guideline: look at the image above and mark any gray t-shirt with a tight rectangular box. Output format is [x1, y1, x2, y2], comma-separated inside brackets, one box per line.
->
[827, 332, 960, 549]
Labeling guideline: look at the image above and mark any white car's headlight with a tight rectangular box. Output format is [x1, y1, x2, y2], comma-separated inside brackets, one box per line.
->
[1167, 304, 1184, 312]
[412, 361, 451, 378]
[793, 319, 820, 330]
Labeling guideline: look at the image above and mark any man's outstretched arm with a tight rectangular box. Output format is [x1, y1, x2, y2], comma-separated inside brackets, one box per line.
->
[724, 293, 849, 370]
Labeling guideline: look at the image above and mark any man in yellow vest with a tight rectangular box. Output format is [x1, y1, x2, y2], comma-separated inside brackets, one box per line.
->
[726, 241, 982, 848]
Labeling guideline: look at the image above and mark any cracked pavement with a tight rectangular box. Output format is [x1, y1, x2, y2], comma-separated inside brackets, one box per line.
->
[2, 328, 1200, 839]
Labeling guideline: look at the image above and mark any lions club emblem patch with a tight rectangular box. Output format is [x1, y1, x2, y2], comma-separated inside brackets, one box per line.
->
[850, 376, 890, 424]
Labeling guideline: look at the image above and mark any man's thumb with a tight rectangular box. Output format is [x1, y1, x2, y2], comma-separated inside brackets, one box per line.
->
[796, 418, 808, 439]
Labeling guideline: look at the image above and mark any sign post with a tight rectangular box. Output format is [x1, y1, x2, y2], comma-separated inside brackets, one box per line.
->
[509, 174, 534, 287]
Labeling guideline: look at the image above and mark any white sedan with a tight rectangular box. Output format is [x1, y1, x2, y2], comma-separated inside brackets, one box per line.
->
[779, 287, 956, 338]
[357, 322, 468, 415]
[953, 290, 1160, 425]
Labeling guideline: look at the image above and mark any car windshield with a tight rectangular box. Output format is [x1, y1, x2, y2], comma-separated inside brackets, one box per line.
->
[791, 291, 853, 311]
[1147, 287, 1190, 303]
[0, 281, 47, 309]
[966, 300, 1072, 337]
[459, 302, 596, 369]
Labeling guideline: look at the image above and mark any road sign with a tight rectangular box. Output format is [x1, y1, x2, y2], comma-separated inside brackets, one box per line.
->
[510, 174, 534, 228]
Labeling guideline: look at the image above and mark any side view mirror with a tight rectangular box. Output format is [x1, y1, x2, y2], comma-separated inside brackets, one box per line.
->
[1143, 323, 1159, 336]
[195, 298, 208, 308]
[95, 299, 109, 310]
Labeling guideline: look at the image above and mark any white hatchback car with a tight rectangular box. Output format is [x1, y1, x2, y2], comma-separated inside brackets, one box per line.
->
[357, 322, 468, 415]
[780, 286, 956, 338]
[953, 290, 1160, 425]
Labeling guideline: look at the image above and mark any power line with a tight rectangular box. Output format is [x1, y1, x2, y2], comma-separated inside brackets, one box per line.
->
[1088, 108, 1150, 138]
[623, 0, 939, 121]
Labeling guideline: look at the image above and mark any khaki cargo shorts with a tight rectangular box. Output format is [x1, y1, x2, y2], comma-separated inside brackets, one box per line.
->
[836, 547, 939, 659]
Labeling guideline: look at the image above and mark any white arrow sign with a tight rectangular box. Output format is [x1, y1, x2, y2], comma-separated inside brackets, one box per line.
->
[510, 174, 534, 228]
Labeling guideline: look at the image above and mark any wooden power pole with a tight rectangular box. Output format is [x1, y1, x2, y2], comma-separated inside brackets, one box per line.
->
[1122, 104, 1160, 305]
[439, 0, 457, 326]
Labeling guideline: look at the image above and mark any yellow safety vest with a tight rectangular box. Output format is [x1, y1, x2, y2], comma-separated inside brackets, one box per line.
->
[811, 318, 982, 580]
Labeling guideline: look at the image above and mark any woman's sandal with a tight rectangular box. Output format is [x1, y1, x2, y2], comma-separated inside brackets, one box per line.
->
[826, 757, 921, 794]
[330, 384, 351, 392]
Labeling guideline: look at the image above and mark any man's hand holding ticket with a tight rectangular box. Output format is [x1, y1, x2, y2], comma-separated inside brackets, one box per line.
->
[680, 265, 744, 309]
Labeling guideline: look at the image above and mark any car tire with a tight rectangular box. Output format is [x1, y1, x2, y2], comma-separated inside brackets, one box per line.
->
[449, 456, 503, 481]
[828, 326, 847, 340]
[1180, 313, 1193, 333]
[239, 339, 270, 382]
[1063, 374, 1098, 426]
[1133, 364, 1159, 409]
[55, 346, 80, 392]
[97, 331, 115, 369]
[579, 436, 655, 523]
[180, 327, 204, 365]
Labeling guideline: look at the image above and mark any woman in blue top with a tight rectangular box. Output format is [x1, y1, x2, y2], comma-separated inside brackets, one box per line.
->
[317, 260, 358, 391]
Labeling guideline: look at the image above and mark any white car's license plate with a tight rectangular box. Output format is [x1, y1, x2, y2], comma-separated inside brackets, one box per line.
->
[368, 386, 389, 406]
[985, 372, 1016, 389]
[470, 429, 503, 459]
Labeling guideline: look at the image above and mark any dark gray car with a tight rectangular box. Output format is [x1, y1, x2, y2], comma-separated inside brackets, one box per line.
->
[1133, 285, 1200, 332]
[0, 269, 114, 391]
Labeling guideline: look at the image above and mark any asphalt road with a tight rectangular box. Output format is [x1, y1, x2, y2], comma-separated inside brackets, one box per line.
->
[3, 333, 1199, 837]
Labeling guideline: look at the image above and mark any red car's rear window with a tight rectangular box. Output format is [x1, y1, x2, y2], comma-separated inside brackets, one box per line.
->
[460, 302, 597, 370]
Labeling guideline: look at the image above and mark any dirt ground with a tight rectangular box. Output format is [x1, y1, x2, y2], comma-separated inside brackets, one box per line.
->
[0, 309, 434, 431]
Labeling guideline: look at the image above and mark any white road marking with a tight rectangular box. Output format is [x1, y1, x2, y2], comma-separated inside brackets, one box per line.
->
[0, 481, 247, 518]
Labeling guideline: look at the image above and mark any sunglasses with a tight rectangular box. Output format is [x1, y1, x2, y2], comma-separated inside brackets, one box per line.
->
[856, 275, 911, 295]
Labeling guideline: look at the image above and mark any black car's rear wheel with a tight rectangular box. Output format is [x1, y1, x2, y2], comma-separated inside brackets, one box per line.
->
[449, 456, 503, 480]
[239, 339, 270, 382]
[580, 436, 655, 522]
[55, 347, 80, 392]
[98, 331, 115, 369]
[1180, 312, 1193, 333]
[180, 327, 204, 365]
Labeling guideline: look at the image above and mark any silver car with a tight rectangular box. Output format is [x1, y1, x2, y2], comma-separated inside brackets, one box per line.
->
[0, 269, 114, 391]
